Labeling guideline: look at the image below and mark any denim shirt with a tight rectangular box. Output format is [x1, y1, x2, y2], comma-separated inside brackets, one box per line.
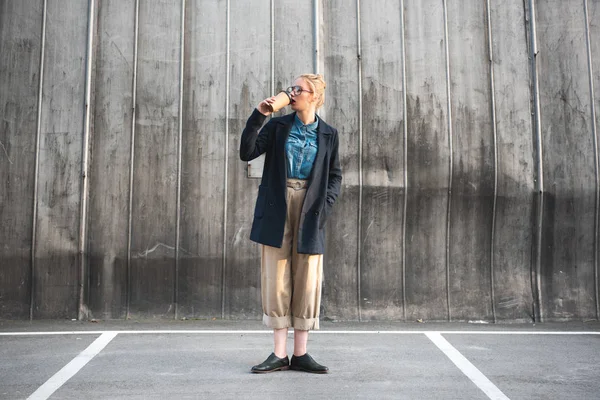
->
[285, 114, 319, 179]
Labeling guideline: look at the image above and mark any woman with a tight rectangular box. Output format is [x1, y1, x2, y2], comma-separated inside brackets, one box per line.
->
[239, 74, 342, 374]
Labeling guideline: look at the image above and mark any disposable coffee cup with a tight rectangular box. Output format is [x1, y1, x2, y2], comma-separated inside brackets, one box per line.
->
[267, 90, 292, 113]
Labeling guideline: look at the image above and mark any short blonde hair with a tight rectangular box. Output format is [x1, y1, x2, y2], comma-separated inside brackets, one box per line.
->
[299, 73, 326, 109]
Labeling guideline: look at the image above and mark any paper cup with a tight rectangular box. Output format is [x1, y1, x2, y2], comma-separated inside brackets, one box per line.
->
[267, 91, 291, 113]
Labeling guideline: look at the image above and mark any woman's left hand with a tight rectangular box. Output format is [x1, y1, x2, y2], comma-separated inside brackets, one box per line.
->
[257, 96, 276, 116]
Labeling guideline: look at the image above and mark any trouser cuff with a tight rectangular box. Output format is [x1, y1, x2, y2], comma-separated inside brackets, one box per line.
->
[292, 316, 320, 330]
[262, 314, 292, 329]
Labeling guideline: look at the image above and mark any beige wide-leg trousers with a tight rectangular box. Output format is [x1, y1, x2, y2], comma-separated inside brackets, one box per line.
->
[261, 178, 324, 331]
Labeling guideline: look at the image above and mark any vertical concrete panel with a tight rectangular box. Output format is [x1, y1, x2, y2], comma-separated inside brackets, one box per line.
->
[226, 1, 270, 318]
[87, 0, 135, 319]
[129, 0, 181, 318]
[404, 0, 450, 321]
[0, 0, 42, 319]
[447, 0, 495, 320]
[490, 0, 535, 321]
[273, 0, 313, 93]
[34, 0, 88, 318]
[321, 0, 360, 320]
[359, 1, 405, 319]
[590, 0, 600, 320]
[537, 0, 596, 319]
[179, 0, 227, 318]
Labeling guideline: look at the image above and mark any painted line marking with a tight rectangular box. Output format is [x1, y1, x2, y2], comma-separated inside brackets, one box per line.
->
[1, 330, 599, 336]
[26, 332, 118, 400]
[426, 332, 510, 400]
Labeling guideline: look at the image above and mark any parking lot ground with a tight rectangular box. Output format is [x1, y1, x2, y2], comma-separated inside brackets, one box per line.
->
[1, 319, 599, 399]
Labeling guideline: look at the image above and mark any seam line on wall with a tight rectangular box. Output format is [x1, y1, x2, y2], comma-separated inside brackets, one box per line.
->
[30, 0, 48, 321]
[313, 0, 319, 74]
[529, 0, 544, 323]
[443, 0, 453, 322]
[356, 0, 363, 322]
[78, 0, 96, 320]
[584, 0, 600, 321]
[222, 0, 231, 320]
[126, 0, 140, 320]
[175, 0, 186, 320]
[485, 0, 499, 324]
[270, 0, 274, 95]
[400, 0, 408, 322]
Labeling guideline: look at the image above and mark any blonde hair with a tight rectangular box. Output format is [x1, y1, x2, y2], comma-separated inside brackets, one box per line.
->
[299, 73, 326, 109]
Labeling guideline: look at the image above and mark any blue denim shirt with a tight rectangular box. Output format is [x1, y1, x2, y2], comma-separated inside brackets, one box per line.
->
[285, 114, 319, 179]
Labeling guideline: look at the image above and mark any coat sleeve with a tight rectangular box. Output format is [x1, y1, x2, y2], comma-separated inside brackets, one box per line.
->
[239, 108, 271, 161]
[326, 130, 342, 206]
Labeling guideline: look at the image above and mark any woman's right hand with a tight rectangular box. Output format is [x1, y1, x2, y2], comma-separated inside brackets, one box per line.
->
[257, 96, 276, 116]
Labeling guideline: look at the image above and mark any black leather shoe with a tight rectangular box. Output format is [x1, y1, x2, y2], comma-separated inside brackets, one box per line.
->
[290, 353, 329, 374]
[251, 353, 290, 373]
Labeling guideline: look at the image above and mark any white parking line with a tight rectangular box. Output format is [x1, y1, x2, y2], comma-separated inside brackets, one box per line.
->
[1, 329, 599, 336]
[426, 332, 510, 400]
[26, 332, 118, 400]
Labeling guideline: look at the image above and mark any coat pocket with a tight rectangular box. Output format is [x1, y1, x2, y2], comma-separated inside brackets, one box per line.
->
[319, 200, 333, 229]
[254, 185, 268, 218]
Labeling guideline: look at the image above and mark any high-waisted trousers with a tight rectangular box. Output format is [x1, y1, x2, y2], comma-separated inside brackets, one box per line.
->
[261, 178, 324, 331]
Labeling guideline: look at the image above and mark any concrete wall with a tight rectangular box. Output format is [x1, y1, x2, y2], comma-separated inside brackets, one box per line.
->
[1, 0, 599, 322]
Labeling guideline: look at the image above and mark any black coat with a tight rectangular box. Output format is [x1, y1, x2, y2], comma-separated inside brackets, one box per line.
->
[240, 109, 342, 254]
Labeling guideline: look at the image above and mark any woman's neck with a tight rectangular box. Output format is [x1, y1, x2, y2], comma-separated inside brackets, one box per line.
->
[296, 109, 316, 125]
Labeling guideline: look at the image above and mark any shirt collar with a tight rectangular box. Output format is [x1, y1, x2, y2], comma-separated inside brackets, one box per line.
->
[294, 113, 319, 131]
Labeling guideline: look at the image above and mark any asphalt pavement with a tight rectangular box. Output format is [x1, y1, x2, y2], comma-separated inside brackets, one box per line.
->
[1, 319, 599, 400]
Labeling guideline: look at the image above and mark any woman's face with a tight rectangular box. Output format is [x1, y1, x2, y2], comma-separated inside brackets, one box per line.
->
[289, 78, 316, 112]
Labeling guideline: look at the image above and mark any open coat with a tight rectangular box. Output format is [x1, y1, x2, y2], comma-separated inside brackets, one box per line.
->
[240, 109, 342, 254]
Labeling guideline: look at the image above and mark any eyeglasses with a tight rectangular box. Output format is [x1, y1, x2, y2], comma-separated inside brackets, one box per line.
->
[286, 85, 314, 95]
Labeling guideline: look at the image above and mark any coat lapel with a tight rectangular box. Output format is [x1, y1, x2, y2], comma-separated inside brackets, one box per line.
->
[314, 114, 333, 174]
